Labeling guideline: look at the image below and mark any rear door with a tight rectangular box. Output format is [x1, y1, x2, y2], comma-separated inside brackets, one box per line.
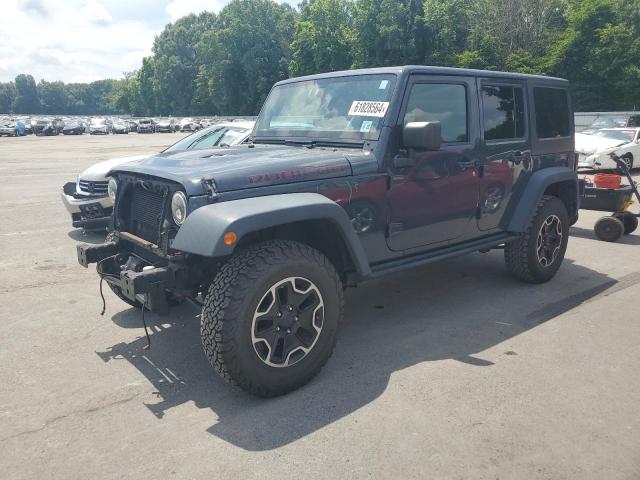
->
[477, 79, 530, 231]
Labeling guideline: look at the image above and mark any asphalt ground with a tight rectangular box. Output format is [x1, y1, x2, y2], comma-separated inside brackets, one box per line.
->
[0, 133, 639, 479]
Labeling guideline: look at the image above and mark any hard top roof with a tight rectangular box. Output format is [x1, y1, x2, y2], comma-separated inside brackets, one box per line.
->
[275, 65, 568, 86]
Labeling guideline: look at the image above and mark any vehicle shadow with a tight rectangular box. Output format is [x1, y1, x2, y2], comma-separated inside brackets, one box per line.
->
[96, 252, 626, 451]
[570, 225, 640, 245]
[67, 229, 107, 244]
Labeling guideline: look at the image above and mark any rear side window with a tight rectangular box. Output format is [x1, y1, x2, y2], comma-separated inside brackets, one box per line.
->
[481, 85, 525, 141]
[534, 87, 570, 138]
[404, 83, 468, 143]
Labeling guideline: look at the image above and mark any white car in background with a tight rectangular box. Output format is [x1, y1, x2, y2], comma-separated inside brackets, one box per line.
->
[576, 128, 640, 171]
[61, 121, 255, 229]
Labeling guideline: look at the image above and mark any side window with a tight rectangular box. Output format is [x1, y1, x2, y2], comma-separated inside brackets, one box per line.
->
[534, 87, 570, 138]
[403, 83, 468, 143]
[481, 85, 525, 141]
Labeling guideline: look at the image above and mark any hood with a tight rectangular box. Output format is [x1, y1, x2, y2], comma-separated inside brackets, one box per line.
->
[80, 154, 152, 181]
[111, 144, 360, 195]
[575, 133, 624, 155]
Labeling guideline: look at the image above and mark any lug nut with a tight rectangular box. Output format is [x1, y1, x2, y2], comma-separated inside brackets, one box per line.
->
[294, 316, 299, 322]
[287, 329, 291, 334]
[276, 312, 282, 317]
[288, 305, 293, 311]
[276, 326, 280, 331]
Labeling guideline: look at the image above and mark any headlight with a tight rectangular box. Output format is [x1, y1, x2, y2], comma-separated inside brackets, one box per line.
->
[171, 191, 187, 225]
[108, 178, 117, 201]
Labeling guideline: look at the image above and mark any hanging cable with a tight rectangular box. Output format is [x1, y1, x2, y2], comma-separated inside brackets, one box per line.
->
[141, 294, 151, 351]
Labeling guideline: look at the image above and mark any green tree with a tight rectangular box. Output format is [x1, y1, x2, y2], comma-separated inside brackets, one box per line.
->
[547, 0, 640, 110]
[13, 74, 39, 113]
[152, 12, 217, 115]
[352, 0, 425, 67]
[289, 0, 355, 76]
[197, 0, 297, 115]
[0, 82, 17, 113]
[38, 80, 69, 114]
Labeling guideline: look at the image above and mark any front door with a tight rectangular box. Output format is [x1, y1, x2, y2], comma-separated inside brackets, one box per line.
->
[386, 76, 481, 251]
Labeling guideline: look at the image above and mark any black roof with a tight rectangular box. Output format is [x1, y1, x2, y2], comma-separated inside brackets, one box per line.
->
[276, 65, 568, 86]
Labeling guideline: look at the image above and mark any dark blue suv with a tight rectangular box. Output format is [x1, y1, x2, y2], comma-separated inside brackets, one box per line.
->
[77, 66, 577, 396]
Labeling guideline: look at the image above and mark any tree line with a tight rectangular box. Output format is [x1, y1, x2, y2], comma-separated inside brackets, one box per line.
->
[1, 0, 639, 116]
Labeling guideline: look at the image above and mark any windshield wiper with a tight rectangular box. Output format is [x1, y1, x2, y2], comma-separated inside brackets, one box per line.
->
[252, 138, 364, 149]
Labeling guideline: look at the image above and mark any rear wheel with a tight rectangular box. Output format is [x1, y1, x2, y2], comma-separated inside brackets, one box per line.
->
[201, 240, 343, 397]
[595, 216, 625, 242]
[613, 212, 638, 235]
[504, 195, 569, 283]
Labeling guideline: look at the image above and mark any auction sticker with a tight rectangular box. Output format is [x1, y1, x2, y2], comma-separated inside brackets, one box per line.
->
[348, 100, 389, 117]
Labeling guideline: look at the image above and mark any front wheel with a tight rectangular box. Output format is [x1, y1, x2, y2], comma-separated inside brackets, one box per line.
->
[618, 154, 634, 173]
[201, 240, 343, 397]
[504, 195, 569, 283]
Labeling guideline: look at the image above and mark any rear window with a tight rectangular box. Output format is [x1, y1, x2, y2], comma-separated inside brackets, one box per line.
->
[534, 87, 570, 138]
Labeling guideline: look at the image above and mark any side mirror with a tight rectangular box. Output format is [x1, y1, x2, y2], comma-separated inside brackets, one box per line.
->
[403, 121, 441, 151]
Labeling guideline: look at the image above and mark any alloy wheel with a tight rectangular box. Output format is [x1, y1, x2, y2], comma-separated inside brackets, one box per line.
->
[536, 214, 563, 267]
[251, 277, 324, 368]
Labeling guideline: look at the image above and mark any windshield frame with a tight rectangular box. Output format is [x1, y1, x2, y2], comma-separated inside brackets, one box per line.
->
[254, 73, 399, 144]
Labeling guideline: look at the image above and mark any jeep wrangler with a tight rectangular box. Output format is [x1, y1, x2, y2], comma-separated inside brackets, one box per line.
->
[77, 66, 578, 397]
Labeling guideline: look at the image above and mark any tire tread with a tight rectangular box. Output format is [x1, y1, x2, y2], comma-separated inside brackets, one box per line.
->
[201, 240, 343, 397]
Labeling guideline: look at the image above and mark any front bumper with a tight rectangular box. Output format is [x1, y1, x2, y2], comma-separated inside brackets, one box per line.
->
[61, 182, 113, 229]
[77, 238, 184, 313]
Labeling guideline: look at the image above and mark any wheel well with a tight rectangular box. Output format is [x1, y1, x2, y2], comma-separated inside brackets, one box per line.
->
[235, 219, 356, 280]
[544, 180, 578, 220]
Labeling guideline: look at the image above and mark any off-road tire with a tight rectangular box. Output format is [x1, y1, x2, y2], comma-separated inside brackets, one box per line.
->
[594, 216, 624, 242]
[201, 240, 343, 397]
[613, 212, 638, 235]
[504, 195, 569, 283]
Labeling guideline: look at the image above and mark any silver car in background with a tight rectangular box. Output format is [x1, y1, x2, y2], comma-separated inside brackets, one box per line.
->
[60, 121, 255, 229]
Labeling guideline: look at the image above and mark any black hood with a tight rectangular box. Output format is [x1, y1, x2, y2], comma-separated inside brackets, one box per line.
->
[110, 144, 360, 195]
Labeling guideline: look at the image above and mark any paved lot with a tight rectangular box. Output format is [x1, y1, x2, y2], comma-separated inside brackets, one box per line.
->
[1, 133, 639, 479]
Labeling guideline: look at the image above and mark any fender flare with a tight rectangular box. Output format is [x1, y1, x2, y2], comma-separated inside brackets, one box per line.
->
[172, 193, 372, 276]
[506, 166, 578, 233]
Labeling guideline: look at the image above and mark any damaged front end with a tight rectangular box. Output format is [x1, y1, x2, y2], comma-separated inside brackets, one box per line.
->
[77, 173, 215, 314]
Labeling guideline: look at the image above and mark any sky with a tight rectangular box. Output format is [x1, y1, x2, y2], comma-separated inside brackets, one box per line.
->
[0, 0, 298, 83]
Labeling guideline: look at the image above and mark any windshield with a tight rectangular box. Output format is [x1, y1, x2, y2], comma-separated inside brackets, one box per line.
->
[91, 119, 106, 126]
[164, 126, 250, 152]
[593, 129, 636, 142]
[591, 116, 627, 128]
[255, 74, 397, 142]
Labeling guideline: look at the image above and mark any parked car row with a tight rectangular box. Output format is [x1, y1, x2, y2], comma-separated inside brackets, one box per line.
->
[0, 115, 251, 137]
